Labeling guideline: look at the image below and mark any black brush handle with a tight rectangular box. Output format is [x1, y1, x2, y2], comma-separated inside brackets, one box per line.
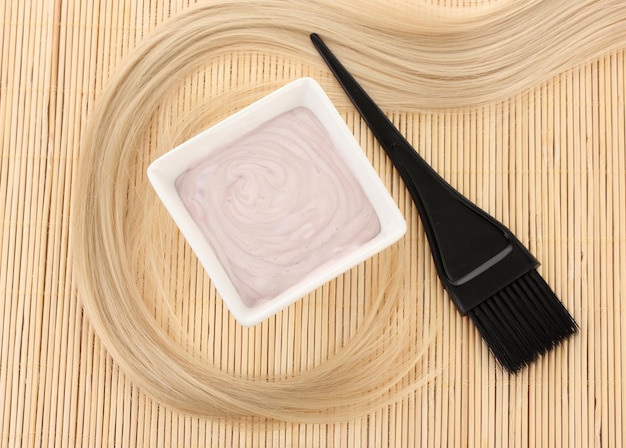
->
[388, 140, 513, 283]
[387, 140, 539, 313]
[310, 33, 538, 313]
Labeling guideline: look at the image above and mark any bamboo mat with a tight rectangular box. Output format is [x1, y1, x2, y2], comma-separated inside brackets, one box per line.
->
[2, 0, 626, 446]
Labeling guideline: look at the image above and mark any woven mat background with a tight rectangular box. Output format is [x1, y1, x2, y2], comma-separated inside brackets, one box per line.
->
[2, 0, 625, 446]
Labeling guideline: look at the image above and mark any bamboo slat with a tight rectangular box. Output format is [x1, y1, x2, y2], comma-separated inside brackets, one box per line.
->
[2, 0, 626, 446]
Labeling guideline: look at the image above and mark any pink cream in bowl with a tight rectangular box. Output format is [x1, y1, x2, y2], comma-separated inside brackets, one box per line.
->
[147, 78, 406, 326]
[175, 107, 380, 307]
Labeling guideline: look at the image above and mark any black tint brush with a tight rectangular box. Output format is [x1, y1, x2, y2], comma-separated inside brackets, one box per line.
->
[310, 33, 577, 372]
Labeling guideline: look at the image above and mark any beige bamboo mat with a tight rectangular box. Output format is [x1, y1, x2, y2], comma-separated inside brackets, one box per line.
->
[2, 0, 626, 446]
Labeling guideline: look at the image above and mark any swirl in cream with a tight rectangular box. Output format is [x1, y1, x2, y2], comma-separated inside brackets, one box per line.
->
[176, 107, 380, 307]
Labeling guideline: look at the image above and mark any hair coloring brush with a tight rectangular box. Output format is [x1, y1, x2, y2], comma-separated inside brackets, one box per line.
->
[310, 33, 577, 372]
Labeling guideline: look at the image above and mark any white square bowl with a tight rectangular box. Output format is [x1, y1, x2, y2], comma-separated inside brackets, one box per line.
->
[147, 77, 406, 327]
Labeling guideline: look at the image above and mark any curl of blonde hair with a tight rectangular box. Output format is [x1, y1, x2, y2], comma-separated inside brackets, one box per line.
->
[71, 0, 626, 422]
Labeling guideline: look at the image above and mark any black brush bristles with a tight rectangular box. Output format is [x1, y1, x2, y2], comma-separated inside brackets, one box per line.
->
[468, 270, 578, 372]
